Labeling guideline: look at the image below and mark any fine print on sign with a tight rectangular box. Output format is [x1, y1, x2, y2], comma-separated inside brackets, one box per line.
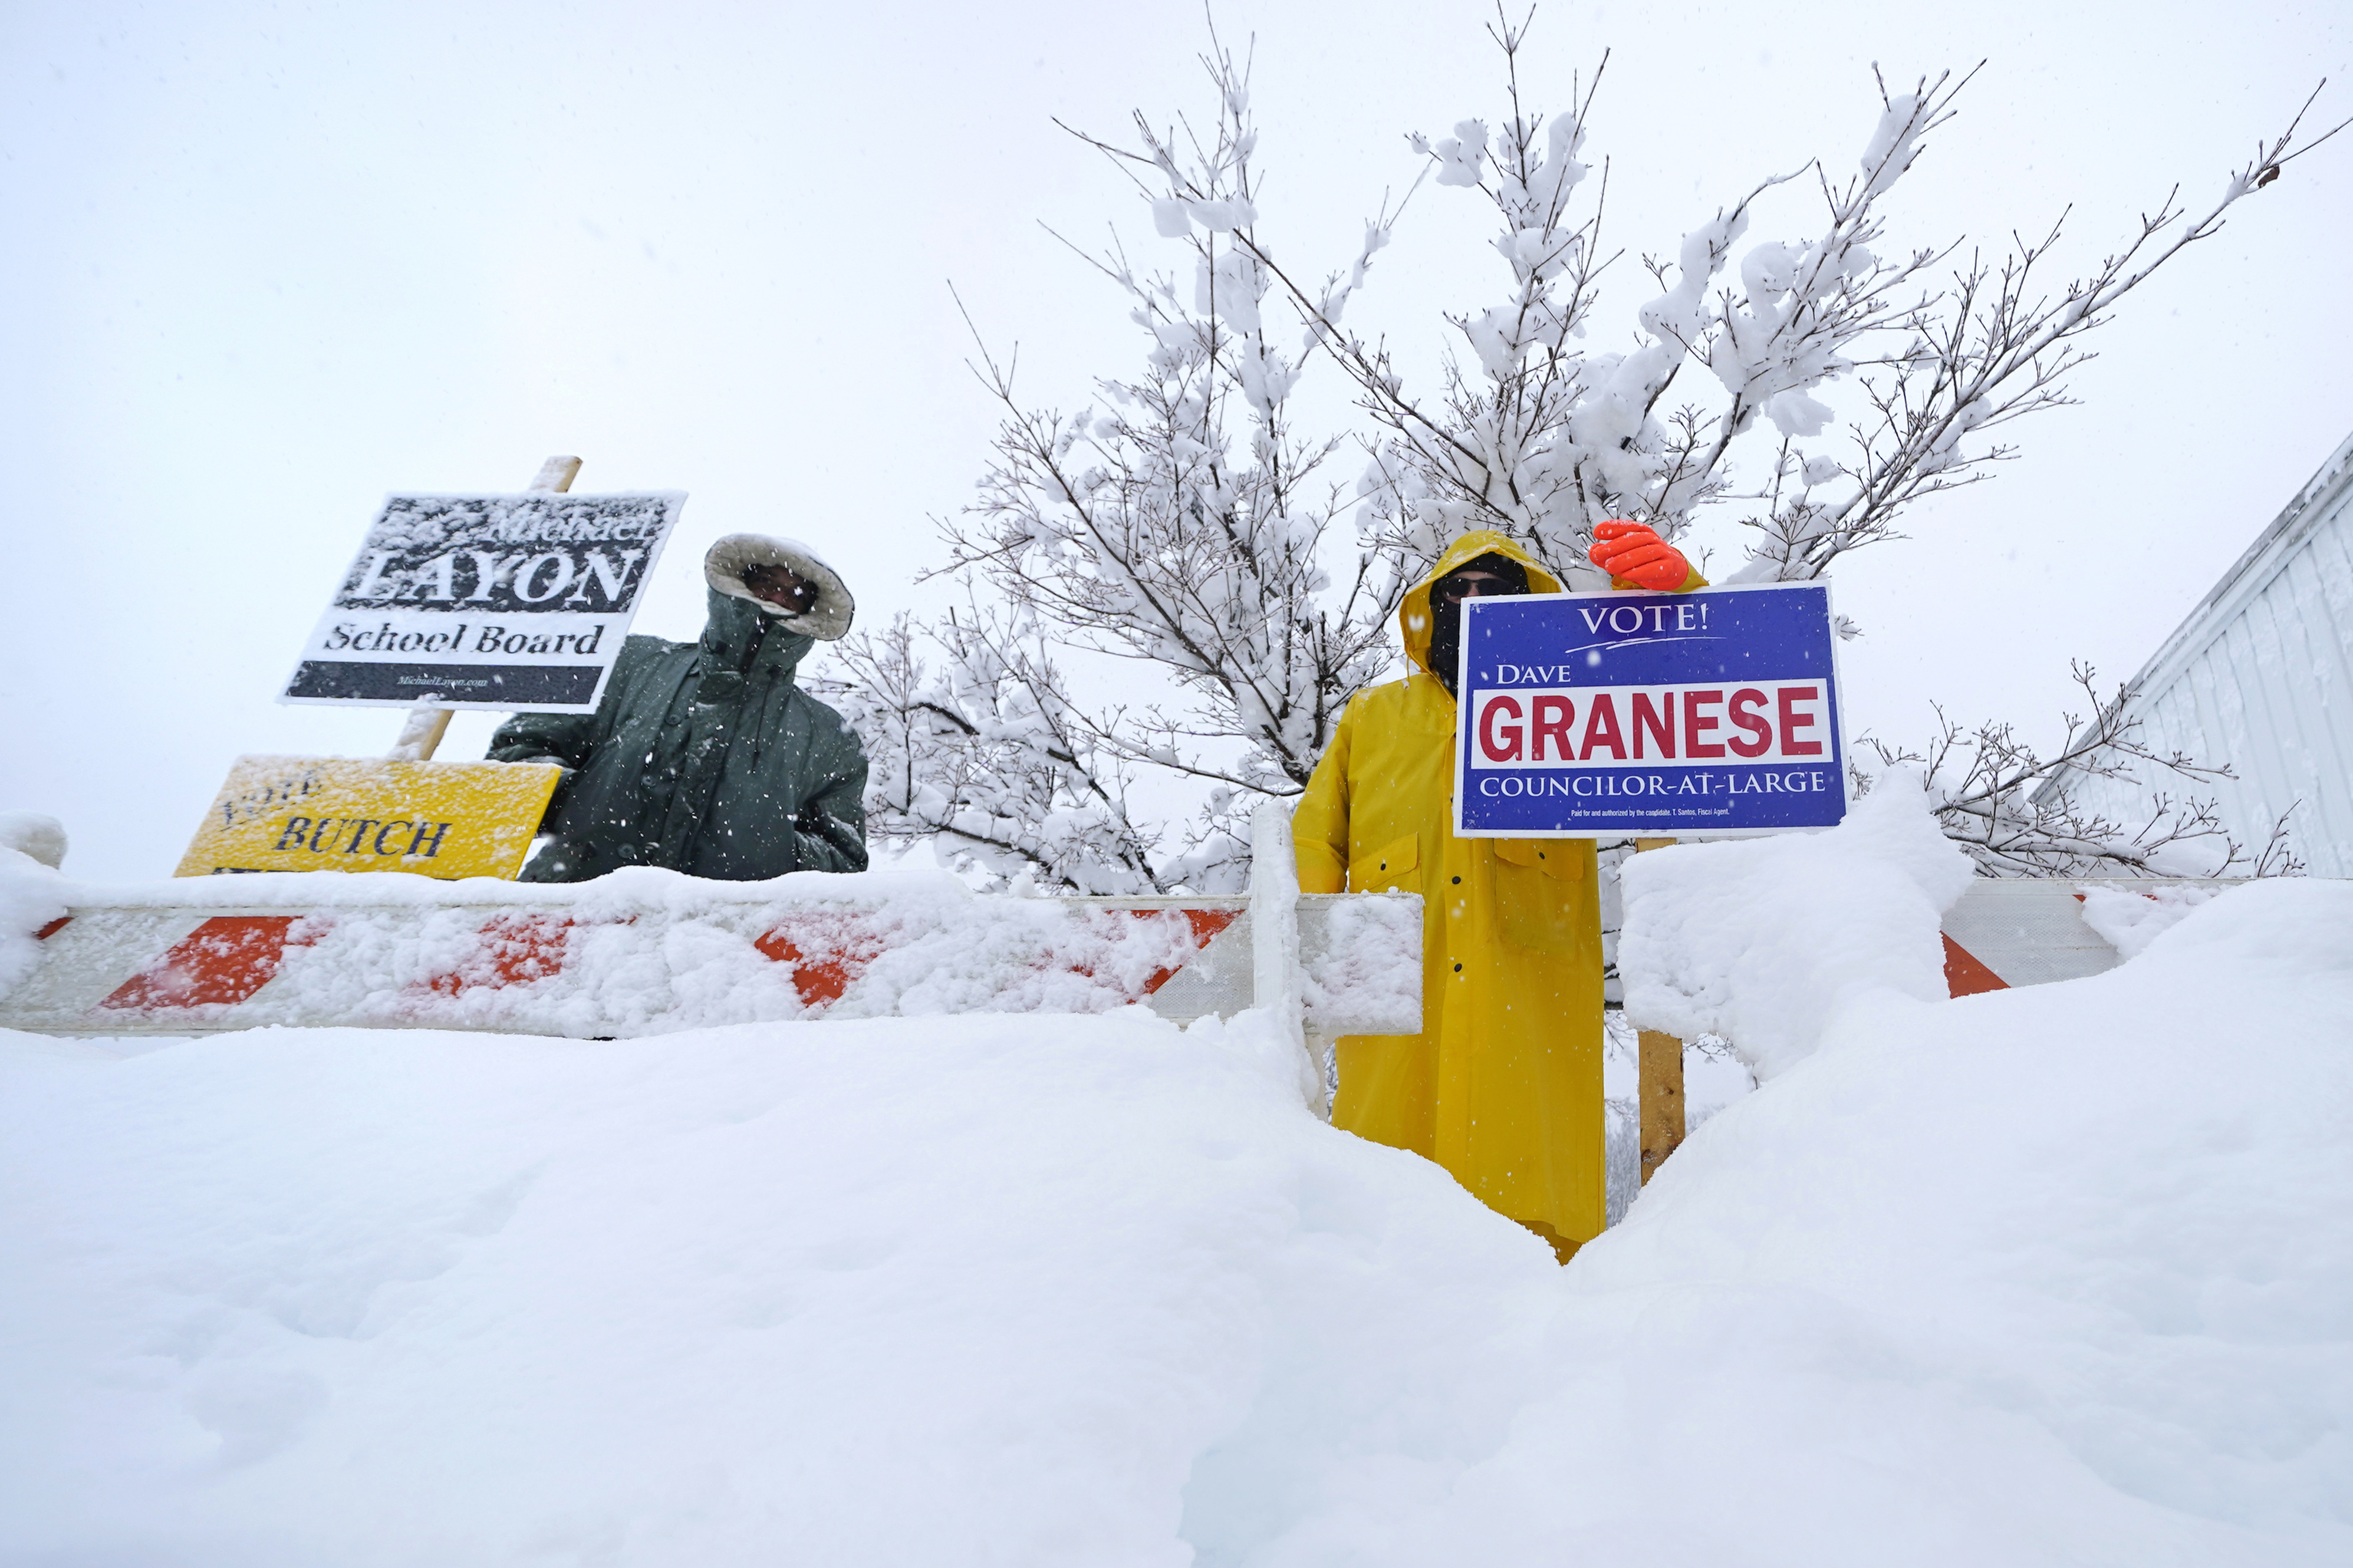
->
[281, 491, 687, 713]
[1454, 581, 1848, 839]
[175, 756, 563, 879]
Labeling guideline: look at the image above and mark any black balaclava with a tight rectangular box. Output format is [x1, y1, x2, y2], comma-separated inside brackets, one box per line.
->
[1426, 552, 1529, 697]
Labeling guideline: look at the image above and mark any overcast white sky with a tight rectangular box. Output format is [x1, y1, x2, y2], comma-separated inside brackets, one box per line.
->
[4, 0, 2348, 879]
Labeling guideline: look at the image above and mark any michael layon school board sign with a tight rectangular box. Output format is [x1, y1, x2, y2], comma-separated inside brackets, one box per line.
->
[1454, 581, 1849, 839]
[280, 490, 687, 713]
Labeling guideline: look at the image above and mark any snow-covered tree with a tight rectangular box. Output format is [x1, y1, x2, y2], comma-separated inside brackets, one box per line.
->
[820, 14, 2341, 890]
[1857, 661, 2305, 877]
[813, 605, 1168, 892]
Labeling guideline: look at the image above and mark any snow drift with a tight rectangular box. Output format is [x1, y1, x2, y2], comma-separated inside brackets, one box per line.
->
[0, 842, 68, 998]
[4, 870, 2349, 1565]
[1615, 773, 1975, 1078]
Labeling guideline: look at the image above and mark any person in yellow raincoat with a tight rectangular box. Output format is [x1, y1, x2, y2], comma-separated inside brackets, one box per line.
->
[1291, 523, 1703, 1262]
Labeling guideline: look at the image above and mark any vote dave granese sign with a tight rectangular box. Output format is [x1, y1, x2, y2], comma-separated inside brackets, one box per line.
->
[1454, 581, 1848, 838]
[281, 491, 687, 712]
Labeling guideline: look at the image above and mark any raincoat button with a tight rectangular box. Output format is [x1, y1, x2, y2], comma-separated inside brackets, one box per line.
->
[1453, 962, 1463, 973]
[1452, 875, 1462, 884]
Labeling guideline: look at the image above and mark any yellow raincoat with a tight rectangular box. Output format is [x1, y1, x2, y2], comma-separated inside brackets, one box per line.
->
[1292, 529, 1701, 1259]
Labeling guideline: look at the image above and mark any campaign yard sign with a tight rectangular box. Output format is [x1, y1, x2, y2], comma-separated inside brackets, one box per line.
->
[281, 490, 687, 713]
[1454, 581, 1848, 839]
[175, 756, 563, 879]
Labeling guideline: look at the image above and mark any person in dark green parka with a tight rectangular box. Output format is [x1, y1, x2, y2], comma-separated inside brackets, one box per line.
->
[488, 533, 868, 882]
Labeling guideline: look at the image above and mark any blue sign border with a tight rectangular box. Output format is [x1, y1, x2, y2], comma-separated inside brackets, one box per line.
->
[1451, 580, 1851, 839]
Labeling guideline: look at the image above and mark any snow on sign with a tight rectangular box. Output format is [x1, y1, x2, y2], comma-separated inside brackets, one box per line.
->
[280, 490, 687, 712]
[174, 755, 562, 879]
[1454, 582, 1848, 838]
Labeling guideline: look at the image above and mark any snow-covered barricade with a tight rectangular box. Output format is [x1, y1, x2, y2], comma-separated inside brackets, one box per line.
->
[0, 848, 1421, 1047]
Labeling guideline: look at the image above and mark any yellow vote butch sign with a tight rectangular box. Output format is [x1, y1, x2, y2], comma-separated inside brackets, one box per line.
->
[175, 756, 563, 879]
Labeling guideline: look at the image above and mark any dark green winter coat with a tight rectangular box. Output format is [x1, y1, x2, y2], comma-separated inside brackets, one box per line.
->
[488, 587, 868, 882]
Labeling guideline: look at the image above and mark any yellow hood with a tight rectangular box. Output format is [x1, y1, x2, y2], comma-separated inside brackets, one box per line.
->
[1398, 530, 1564, 676]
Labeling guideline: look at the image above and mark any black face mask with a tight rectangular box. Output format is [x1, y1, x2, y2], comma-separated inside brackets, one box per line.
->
[1427, 602, 1467, 697]
[1424, 554, 1529, 696]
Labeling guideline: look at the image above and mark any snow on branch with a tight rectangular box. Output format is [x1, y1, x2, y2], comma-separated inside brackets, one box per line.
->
[818, 9, 2338, 890]
[811, 608, 1166, 894]
[945, 47, 1401, 793]
[1859, 661, 2305, 877]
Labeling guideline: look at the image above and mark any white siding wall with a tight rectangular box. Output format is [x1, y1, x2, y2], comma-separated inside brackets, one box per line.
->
[2055, 432, 2353, 877]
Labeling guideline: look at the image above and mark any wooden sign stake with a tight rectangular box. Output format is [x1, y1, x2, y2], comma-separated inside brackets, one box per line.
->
[386, 456, 583, 762]
[1633, 835, 1686, 1184]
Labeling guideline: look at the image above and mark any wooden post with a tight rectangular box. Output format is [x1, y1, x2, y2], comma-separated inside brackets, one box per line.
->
[385, 702, 456, 762]
[1633, 836, 1685, 1184]
[386, 456, 583, 762]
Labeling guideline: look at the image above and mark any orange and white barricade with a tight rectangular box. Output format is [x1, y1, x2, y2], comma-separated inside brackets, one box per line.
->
[1, 877, 1420, 1049]
[1939, 878, 2245, 996]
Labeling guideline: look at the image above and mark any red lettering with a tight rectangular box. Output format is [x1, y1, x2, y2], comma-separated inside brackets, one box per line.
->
[1531, 694, 1575, 762]
[1683, 690, 1725, 759]
[1632, 693, 1676, 759]
[1779, 685, 1823, 756]
[1479, 696, 1525, 763]
[1578, 693, 1626, 760]
[1727, 689, 1771, 758]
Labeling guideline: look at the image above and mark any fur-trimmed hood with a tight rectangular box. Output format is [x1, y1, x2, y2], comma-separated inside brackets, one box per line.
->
[703, 533, 855, 641]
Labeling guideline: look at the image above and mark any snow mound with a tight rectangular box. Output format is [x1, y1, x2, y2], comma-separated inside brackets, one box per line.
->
[0, 811, 67, 868]
[2077, 879, 2223, 958]
[4, 881, 2348, 1566]
[1616, 773, 1973, 1077]
[1532, 877, 2353, 1564]
[0, 845, 67, 998]
[1, 1007, 1549, 1567]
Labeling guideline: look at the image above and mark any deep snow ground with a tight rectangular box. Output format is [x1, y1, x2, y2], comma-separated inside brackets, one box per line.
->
[3, 881, 2348, 1566]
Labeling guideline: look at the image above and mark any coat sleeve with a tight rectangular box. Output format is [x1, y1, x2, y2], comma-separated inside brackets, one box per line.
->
[485, 634, 664, 766]
[791, 719, 871, 874]
[1291, 700, 1355, 895]
[485, 634, 667, 828]
[485, 710, 596, 767]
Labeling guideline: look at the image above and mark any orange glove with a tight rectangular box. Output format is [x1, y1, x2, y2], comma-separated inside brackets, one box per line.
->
[1588, 519, 1693, 591]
